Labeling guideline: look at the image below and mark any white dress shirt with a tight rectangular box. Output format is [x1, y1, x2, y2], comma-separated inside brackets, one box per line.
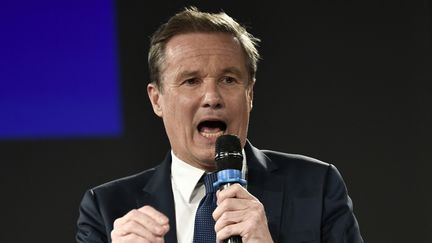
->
[170, 150, 247, 243]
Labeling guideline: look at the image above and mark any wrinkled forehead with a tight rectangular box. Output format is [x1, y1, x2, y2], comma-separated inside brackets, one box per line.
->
[164, 32, 244, 61]
[166, 33, 241, 54]
[162, 33, 248, 77]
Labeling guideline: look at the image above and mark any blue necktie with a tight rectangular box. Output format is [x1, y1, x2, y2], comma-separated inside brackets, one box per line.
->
[193, 173, 218, 243]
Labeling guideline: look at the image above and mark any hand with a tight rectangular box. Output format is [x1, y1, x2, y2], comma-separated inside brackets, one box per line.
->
[111, 205, 169, 243]
[212, 184, 274, 243]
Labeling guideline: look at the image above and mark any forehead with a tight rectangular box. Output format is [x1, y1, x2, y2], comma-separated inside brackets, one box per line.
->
[163, 32, 246, 68]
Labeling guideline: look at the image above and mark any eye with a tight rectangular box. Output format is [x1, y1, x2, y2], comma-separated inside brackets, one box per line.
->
[221, 76, 237, 84]
[182, 78, 200, 86]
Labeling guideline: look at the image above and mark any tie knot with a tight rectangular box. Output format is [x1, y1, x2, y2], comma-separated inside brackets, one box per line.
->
[203, 173, 217, 194]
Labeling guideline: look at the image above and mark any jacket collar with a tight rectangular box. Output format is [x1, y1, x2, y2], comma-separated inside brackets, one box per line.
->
[136, 141, 284, 242]
[245, 141, 284, 241]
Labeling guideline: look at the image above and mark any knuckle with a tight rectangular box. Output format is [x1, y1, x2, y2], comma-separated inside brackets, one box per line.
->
[141, 205, 153, 212]
[129, 209, 139, 217]
[251, 201, 264, 212]
[217, 202, 227, 213]
[212, 210, 218, 220]
[219, 212, 227, 221]
[257, 204, 266, 215]
[153, 225, 164, 235]
[246, 220, 255, 230]
[113, 218, 122, 227]
[251, 209, 261, 220]
[216, 216, 226, 228]
[216, 230, 225, 241]
[220, 211, 232, 223]
[110, 230, 117, 240]
[122, 221, 136, 232]
[124, 233, 138, 241]
[223, 224, 234, 236]
[111, 229, 125, 240]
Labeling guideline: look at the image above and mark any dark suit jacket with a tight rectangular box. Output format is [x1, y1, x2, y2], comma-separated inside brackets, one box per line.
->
[76, 142, 363, 243]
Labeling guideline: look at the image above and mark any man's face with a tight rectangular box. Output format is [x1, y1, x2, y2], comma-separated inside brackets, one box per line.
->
[147, 32, 254, 171]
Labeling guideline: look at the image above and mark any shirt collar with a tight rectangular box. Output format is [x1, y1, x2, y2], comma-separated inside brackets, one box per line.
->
[171, 151, 206, 203]
[170, 149, 248, 203]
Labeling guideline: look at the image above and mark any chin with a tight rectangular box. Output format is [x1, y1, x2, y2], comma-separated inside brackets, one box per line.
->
[195, 153, 216, 169]
[201, 161, 217, 172]
[198, 153, 215, 164]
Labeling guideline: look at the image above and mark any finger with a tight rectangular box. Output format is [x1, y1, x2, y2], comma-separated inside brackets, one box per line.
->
[215, 220, 247, 242]
[138, 205, 169, 225]
[215, 213, 271, 243]
[115, 209, 169, 236]
[133, 210, 169, 236]
[212, 198, 249, 221]
[216, 184, 255, 204]
[214, 210, 246, 232]
[111, 219, 164, 242]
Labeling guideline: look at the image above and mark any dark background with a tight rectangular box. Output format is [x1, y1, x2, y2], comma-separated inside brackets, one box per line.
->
[1, 0, 431, 242]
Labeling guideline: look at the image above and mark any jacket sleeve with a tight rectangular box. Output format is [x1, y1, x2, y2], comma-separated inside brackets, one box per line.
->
[321, 164, 364, 243]
[76, 190, 109, 243]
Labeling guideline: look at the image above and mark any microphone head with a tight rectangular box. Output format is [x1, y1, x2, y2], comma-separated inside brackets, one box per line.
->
[215, 135, 243, 172]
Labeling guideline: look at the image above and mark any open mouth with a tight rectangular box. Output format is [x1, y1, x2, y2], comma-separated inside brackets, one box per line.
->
[197, 120, 227, 139]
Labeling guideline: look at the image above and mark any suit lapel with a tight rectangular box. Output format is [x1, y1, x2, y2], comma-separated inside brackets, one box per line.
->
[245, 142, 284, 241]
[133, 142, 284, 242]
[136, 153, 178, 243]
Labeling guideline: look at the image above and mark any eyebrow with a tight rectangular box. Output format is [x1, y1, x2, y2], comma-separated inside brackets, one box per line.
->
[176, 67, 243, 79]
[176, 70, 200, 80]
[221, 67, 243, 77]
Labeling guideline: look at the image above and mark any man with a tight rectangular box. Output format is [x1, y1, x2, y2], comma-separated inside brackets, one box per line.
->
[77, 7, 363, 243]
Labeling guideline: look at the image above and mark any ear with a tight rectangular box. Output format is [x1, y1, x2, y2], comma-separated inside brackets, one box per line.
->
[147, 83, 163, 117]
[247, 80, 255, 111]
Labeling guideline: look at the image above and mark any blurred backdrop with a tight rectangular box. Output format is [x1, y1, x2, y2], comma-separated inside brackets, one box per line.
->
[0, 0, 431, 242]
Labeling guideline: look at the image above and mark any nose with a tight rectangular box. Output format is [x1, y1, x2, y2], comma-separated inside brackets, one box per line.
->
[201, 80, 223, 109]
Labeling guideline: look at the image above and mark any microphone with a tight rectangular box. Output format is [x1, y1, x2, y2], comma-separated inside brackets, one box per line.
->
[213, 135, 247, 243]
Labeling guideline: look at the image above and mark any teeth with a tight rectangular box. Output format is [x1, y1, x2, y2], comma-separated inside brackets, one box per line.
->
[200, 130, 224, 138]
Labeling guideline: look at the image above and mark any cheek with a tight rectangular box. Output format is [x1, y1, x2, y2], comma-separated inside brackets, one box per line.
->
[164, 94, 197, 124]
[231, 96, 252, 123]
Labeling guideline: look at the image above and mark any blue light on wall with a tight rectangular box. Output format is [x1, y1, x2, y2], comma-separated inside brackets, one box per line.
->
[0, 0, 122, 139]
